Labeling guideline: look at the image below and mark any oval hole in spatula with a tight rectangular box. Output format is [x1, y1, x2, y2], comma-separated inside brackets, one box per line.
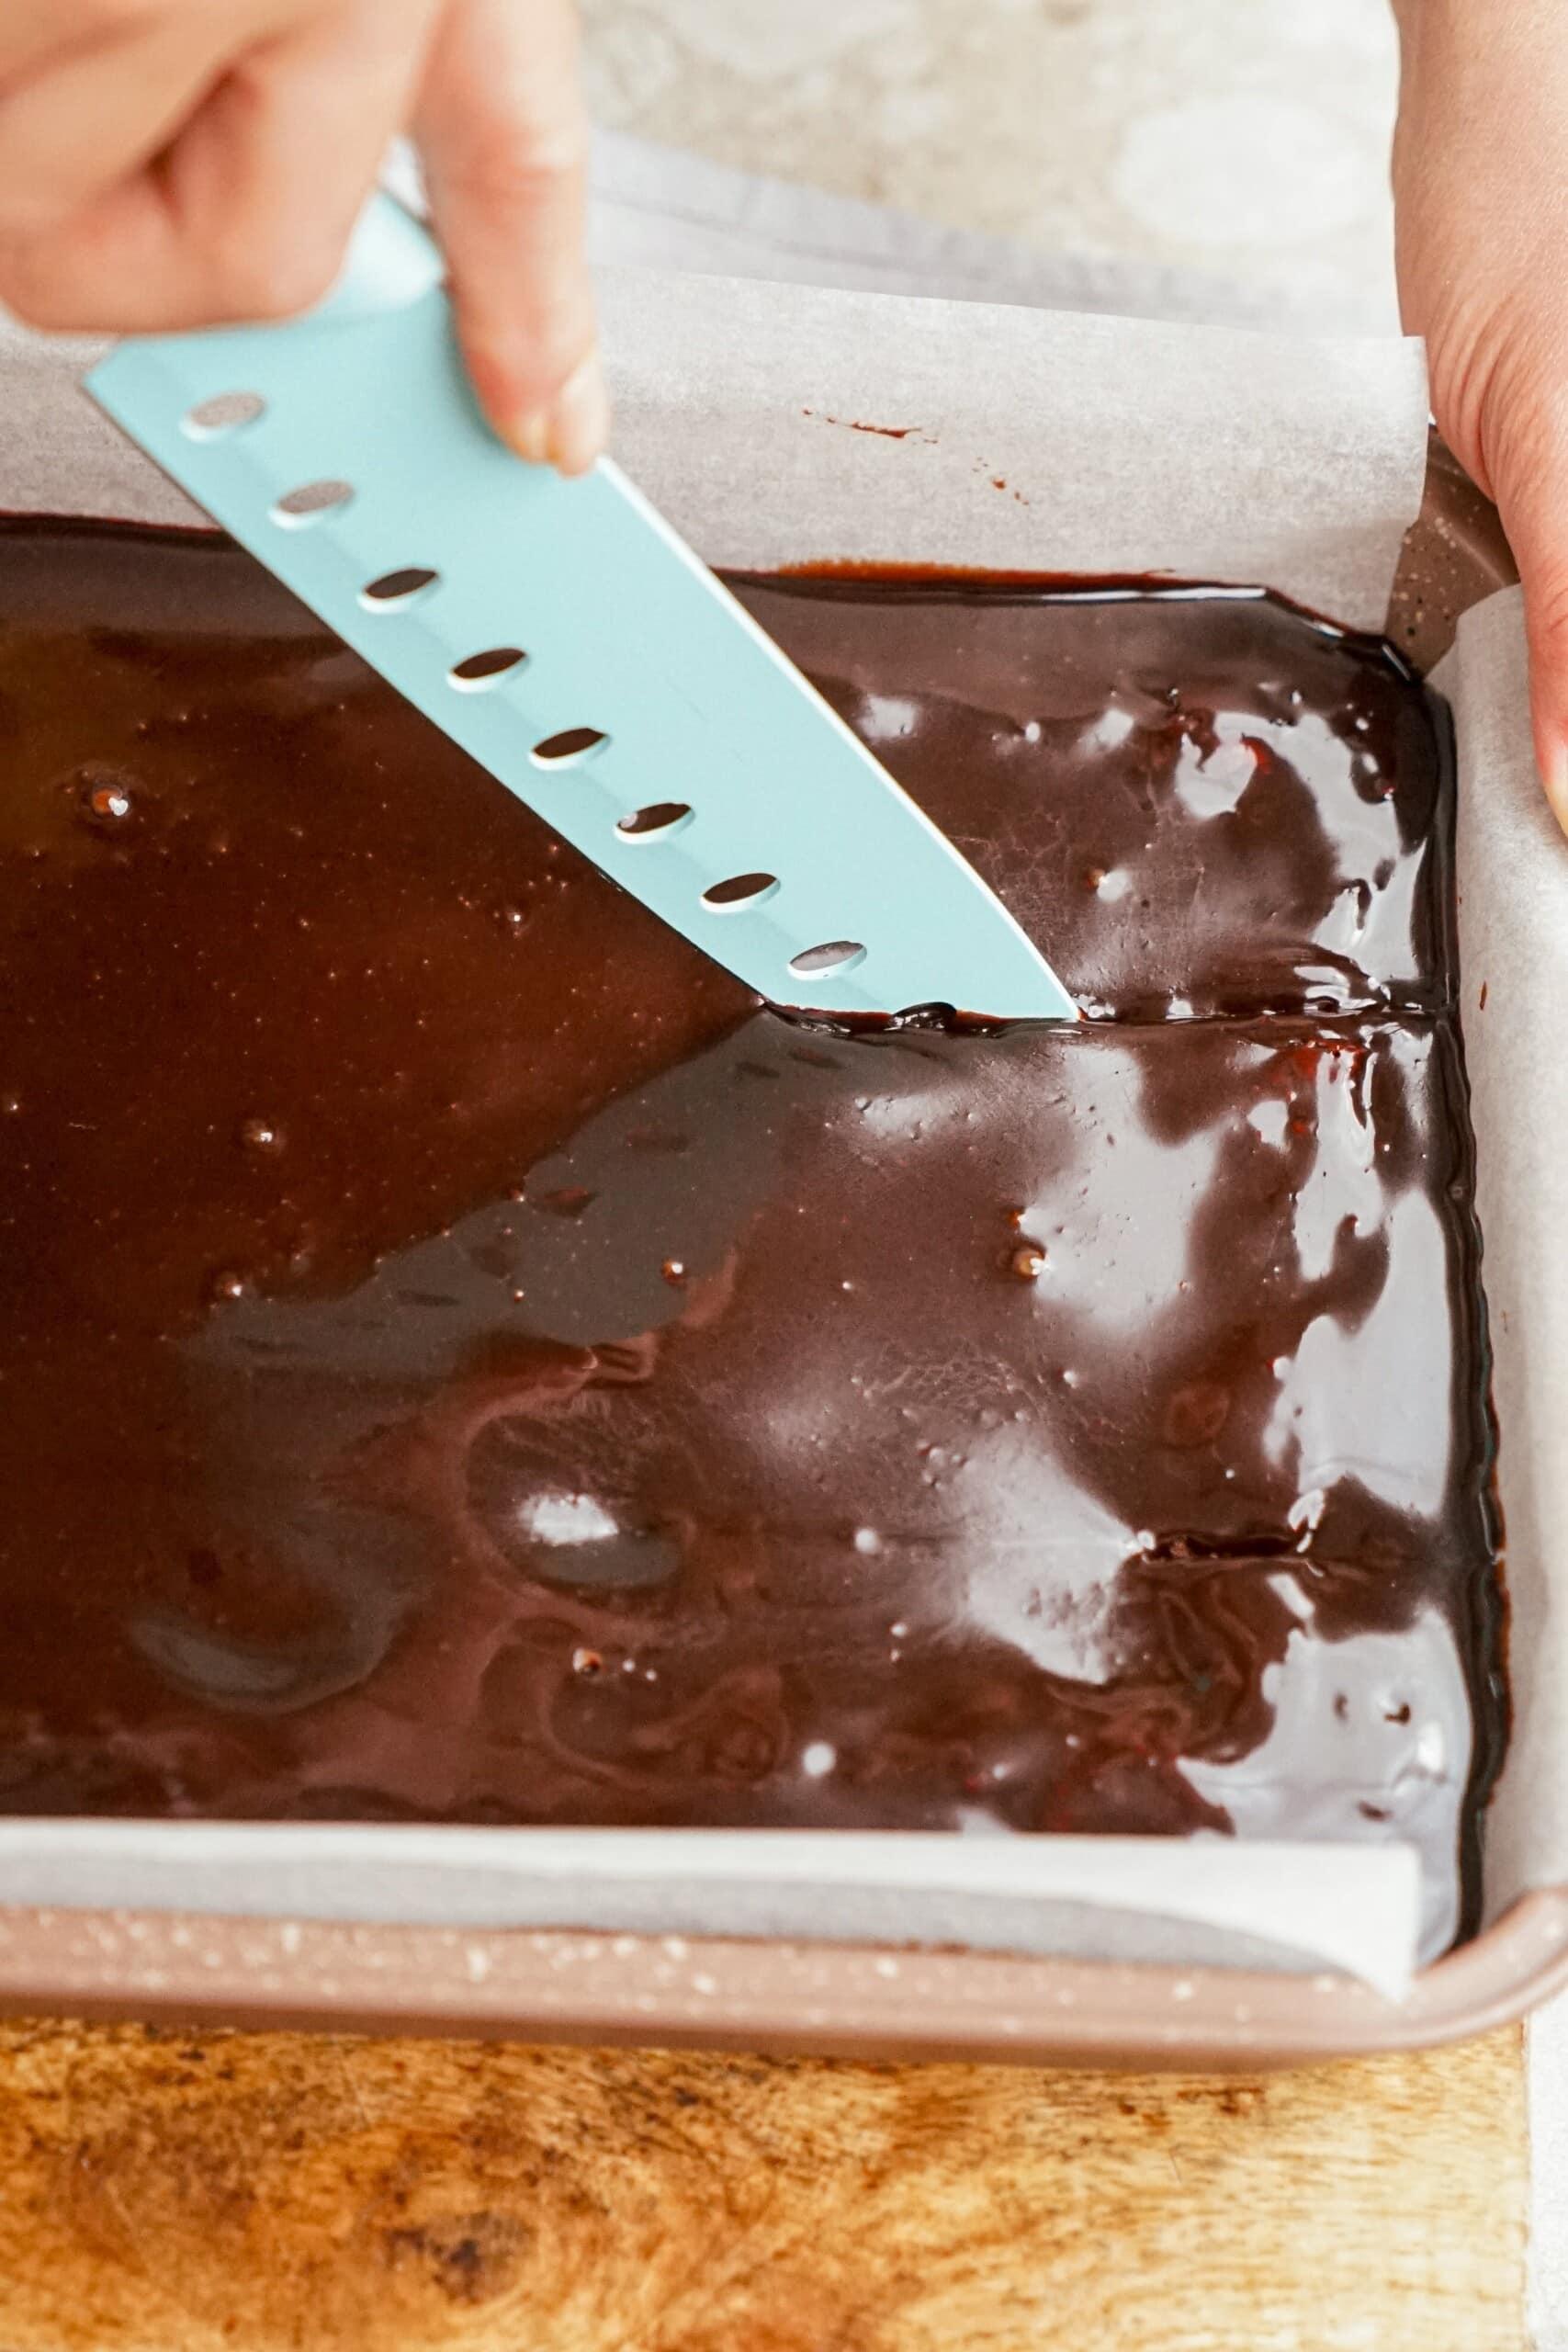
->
[449, 646, 526, 690]
[182, 390, 266, 439]
[362, 566, 440, 610]
[532, 728, 609, 767]
[703, 872, 779, 910]
[271, 479, 354, 527]
[617, 802, 693, 839]
[789, 939, 866, 978]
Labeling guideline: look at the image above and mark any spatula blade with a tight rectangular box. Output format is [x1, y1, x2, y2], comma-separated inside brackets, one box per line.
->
[85, 198, 1077, 1023]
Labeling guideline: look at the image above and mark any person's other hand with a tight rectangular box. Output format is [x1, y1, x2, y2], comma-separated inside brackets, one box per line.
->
[1392, 0, 1568, 831]
[0, 0, 605, 472]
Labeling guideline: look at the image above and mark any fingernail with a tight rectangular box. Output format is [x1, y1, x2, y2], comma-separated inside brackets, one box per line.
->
[504, 408, 553, 467]
[1533, 707, 1568, 836]
[1547, 741, 1568, 839]
[545, 348, 610, 477]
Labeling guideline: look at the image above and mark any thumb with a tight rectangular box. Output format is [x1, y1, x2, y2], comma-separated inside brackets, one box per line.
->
[1487, 413, 1568, 839]
[415, 0, 606, 475]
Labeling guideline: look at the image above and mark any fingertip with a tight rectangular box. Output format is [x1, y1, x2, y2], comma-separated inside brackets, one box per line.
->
[500, 409, 553, 467]
[1528, 666, 1568, 836]
[491, 347, 608, 476]
[1534, 721, 1568, 840]
[544, 347, 609, 476]
[1516, 559, 1568, 837]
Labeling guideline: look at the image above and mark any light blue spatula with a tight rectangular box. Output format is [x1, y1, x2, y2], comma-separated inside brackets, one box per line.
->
[85, 195, 1076, 1022]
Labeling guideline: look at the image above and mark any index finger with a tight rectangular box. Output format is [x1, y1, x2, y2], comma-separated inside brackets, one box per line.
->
[415, 0, 604, 473]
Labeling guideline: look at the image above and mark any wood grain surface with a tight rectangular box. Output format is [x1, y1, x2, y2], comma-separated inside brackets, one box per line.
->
[0, 2019, 1527, 2352]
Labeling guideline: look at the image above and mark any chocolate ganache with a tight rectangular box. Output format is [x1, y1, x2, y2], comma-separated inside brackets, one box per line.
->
[0, 521, 1501, 1957]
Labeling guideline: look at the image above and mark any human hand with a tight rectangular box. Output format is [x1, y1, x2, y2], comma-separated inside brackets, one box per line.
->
[0, 0, 605, 472]
[1392, 0, 1568, 832]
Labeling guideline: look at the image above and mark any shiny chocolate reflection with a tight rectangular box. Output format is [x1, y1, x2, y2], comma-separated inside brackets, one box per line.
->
[0, 522, 1500, 1958]
[739, 572, 1455, 1022]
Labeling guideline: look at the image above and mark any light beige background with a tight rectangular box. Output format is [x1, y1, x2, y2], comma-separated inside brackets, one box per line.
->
[582, 0, 1403, 332]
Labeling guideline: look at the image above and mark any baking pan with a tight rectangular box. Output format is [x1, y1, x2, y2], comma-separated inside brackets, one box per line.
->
[0, 258, 1554, 2060]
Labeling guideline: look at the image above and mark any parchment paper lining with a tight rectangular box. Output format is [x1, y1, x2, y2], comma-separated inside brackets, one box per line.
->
[0, 258, 1544, 2000]
[1436, 589, 1568, 1921]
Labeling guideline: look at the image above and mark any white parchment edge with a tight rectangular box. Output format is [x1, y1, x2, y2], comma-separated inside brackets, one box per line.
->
[0, 243, 1523, 2000]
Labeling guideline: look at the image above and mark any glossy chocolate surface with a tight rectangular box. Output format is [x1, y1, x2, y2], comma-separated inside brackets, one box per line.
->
[0, 522, 1500, 1956]
[742, 572, 1454, 1022]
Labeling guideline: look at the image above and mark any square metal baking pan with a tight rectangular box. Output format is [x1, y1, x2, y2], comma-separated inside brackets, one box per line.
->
[0, 439, 1556, 2066]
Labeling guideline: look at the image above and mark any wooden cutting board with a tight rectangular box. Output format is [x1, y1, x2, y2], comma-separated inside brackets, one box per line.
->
[0, 2020, 1527, 2351]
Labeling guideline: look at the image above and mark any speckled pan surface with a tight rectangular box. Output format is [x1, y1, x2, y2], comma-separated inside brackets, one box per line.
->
[0, 1883, 1561, 2066]
[0, 439, 1545, 2064]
